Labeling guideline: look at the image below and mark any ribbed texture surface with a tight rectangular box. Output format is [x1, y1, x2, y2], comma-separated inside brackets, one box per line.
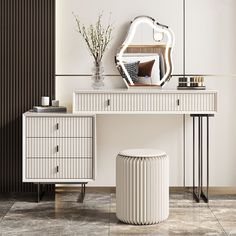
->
[24, 115, 94, 181]
[116, 154, 169, 225]
[26, 117, 93, 137]
[0, 0, 55, 192]
[74, 92, 216, 113]
[26, 138, 92, 158]
[26, 158, 93, 179]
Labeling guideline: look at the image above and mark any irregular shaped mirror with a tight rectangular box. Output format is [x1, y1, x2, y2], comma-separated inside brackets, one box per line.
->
[115, 16, 174, 88]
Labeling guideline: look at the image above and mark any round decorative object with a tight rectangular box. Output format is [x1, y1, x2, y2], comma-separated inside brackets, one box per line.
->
[116, 148, 169, 225]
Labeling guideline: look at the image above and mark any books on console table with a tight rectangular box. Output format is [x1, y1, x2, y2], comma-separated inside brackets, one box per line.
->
[33, 106, 67, 113]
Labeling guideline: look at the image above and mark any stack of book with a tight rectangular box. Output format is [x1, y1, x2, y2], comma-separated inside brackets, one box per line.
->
[33, 106, 67, 113]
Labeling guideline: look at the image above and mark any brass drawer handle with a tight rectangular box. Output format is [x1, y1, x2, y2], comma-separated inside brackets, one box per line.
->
[56, 123, 59, 130]
[56, 145, 59, 152]
[107, 99, 110, 106]
[56, 166, 59, 173]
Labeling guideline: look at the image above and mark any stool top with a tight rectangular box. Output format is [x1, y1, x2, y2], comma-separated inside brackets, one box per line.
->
[118, 149, 166, 158]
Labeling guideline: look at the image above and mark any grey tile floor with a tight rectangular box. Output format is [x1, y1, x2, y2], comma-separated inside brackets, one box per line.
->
[0, 189, 236, 236]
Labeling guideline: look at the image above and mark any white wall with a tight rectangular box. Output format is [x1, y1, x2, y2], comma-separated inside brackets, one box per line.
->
[56, 0, 184, 186]
[56, 0, 183, 75]
[184, 0, 236, 186]
[56, 0, 236, 186]
[186, 0, 236, 75]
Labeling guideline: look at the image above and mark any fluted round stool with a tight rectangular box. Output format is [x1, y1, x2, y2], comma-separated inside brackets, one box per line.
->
[116, 149, 169, 225]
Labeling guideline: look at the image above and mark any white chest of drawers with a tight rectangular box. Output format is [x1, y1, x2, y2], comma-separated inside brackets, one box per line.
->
[73, 89, 217, 114]
[22, 113, 95, 183]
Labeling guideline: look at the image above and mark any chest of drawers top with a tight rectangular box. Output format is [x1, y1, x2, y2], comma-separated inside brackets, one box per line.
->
[73, 89, 218, 114]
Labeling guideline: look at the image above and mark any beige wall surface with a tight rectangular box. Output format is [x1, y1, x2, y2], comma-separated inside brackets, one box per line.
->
[56, 0, 236, 186]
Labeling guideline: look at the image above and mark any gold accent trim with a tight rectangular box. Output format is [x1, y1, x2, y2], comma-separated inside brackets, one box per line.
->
[127, 44, 168, 48]
[56, 186, 236, 195]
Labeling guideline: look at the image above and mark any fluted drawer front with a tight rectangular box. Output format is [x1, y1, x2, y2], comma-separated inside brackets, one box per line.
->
[179, 93, 216, 112]
[26, 138, 92, 158]
[116, 155, 169, 225]
[26, 158, 93, 179]
[74, 92, 216, 113]
[75, 93, 179, 112]
[26, 117, 93, 137]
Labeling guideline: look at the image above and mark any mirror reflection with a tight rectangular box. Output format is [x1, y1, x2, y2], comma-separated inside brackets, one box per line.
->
[115, 16, 174, 87]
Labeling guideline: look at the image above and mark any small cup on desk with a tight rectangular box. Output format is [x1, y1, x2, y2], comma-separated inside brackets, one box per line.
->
[41, 96, 50, 106]
[52, 100, 59, 107]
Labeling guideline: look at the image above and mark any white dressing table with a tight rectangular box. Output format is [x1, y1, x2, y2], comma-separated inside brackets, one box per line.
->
[23, 89, 217, 203]
[73, 89, 217, 203]
[73, 89, 217, 115]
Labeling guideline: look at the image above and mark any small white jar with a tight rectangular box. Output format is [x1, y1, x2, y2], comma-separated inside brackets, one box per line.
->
[41, 96, 50, 106]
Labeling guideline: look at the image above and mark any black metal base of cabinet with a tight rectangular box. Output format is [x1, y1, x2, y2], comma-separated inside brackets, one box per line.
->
[77, 183, 87, 203]
[191, 114, 214, 203]
[37, 183, 46, 203]
[36, 182, 88, 203]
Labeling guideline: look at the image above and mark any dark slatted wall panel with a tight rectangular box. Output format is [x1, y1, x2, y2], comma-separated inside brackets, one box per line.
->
[0, 0, 55, 192]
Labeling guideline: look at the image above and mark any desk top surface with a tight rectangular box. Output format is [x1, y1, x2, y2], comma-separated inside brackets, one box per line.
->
[73, 89, 217, 94]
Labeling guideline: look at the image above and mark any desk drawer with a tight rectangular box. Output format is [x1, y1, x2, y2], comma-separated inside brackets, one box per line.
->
[74, 92, 217, 113]
[26, 138, 93, 158]
[26, 116, 93, 137]
[178, 93, 216, 112]
[74, 93, 180, 112]
[26, 158, 93, 179]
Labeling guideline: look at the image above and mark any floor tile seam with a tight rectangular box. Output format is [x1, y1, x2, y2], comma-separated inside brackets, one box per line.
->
[208, 205, 228, 236]
[0, 201, 15, 224]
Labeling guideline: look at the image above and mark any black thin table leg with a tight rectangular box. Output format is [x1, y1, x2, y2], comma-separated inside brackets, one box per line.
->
[198, 116, 201, 201]
[193, 116, 200, 203]
[36, 183, 46, 203]
[201, 115, 209, 203]
[37, 183, 40, 203]
[77, 182, 87, 203]
[83, 183, 86, 196]
[207, 115, 209, 200]
[200, 117, 203, 196]
[193, 116, 195, 195]
[192, 114, 213, 203]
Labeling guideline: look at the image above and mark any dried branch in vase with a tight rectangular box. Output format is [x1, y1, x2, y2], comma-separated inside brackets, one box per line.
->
[73, 13, 114, 65]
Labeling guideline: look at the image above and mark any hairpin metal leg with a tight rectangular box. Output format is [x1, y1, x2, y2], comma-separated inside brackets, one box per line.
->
[198, 116, 202, 200]
[192, 114, 212, 203]
[193, 116, 195, 194]
[36, 183, 46, 203]
[37, 183, 40, 203]
[193, 116, 200, 202]
[77, 182, 88, 203]
[201, 116, 209, 203]
[207, 116, 209, 199]
[192, 115, 201, 203]
[198, 116, 203, 198]
[193, 116, 201, 202]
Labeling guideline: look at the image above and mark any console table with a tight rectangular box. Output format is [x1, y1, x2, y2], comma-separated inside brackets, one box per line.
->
[23, 89, 217, 203]
[73, 89, 217, 203]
